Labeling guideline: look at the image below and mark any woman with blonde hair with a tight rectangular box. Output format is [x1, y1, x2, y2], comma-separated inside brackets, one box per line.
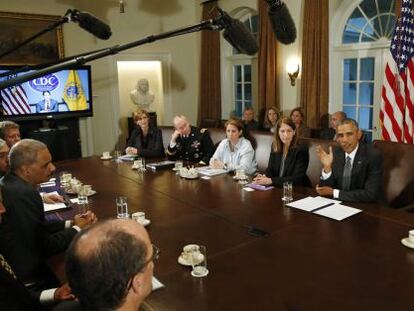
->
[253, 117, 310, 187]
[262, 106, 280, 133]
[125, 109, 164, 157]
[210, 118, 257, 174]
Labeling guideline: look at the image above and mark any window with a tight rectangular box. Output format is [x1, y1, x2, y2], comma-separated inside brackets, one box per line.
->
[221, 9, 258, 119]
[333, 0, 396, 141]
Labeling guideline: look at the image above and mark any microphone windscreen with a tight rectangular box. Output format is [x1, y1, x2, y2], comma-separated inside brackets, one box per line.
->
[77, 12, 112, 40]
[223, 18, 259, 56]
[268, 3, 296, 45]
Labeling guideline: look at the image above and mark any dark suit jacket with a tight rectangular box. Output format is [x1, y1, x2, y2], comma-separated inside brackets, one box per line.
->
[127, 126, 164, 158]
[319, 144, 382, 202]
[166, 126, 215, 164]
[0, 174, 76, 287]
[0, 264, 42, 311]
[265, 145, 311, 188]
[36, 99, 58, 113]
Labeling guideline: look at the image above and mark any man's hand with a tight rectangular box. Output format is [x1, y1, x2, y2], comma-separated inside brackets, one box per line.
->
[315, 184, 334, 197]
[125, 147, 138, 155]
[73, 211, 97, 229]
[54, 283, 75, 302]
[253, 174, 272, 186]
[316, 145, 333, 173]
[42, 193, 64, 204]
[171, 130, 181, 143]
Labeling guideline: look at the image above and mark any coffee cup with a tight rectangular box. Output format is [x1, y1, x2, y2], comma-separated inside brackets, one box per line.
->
[102, 151, 110, 158]
[408, 230, 414, 244]
[132, 212, 146, 223]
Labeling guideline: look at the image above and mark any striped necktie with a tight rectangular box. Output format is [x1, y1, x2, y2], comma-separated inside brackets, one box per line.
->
[342, 156, 352, 191]
[0, 254, 16, 279]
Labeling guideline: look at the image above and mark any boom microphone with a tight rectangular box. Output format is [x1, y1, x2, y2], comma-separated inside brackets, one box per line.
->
[214, 8, 258, 56]
[265, 0, 296, 45]
[70, 10, 112, 40]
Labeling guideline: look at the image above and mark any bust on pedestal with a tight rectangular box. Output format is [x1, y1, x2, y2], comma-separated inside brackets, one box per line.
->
[130, 78, 155, 111]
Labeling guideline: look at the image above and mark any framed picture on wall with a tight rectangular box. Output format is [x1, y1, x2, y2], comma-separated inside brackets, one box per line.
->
[0, 11, 64, 65]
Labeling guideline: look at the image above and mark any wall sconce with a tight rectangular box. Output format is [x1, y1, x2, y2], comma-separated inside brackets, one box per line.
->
[286, 59, 300, 86]
[119, 0, 125, 13]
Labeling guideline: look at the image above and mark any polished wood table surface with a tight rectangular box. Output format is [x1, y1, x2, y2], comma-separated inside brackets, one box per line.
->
[52, 157, 414, 311]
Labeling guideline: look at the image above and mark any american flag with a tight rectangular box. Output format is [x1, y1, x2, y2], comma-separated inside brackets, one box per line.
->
[0, 76, 31, 115]
[380, 0, 414, 144]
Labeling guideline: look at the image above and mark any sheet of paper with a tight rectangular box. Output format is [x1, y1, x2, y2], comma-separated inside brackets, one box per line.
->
[243, 187, 254, 192]
[286, 196, 334, 212]
[152, 276, 165, 291]
[196, 167, 228, 176]
[313, 204, 362, 221]
[70, 198, 79, 204]
[43, 202, 67, 212]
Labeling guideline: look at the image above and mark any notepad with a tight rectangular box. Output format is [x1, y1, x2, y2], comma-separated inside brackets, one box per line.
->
[246, 183, 274, 191]
[43, 202, 68, 212]
[196, 167, 228, 176]
[313, 204, 362, 221]
[286, 197, 332, 212]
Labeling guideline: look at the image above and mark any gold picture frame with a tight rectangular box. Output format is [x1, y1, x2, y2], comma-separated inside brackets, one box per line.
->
[0, 11, 64, 65]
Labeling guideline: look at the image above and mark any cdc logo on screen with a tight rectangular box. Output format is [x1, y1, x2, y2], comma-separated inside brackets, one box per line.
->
[29, 74, 59, 92]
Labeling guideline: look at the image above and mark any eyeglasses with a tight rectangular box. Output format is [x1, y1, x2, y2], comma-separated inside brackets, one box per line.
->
[126, 244, 160, 291]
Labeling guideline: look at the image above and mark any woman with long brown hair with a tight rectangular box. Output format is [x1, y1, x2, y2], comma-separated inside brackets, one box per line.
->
[253, 117, 310, 187]
[210, 118, 257, 174]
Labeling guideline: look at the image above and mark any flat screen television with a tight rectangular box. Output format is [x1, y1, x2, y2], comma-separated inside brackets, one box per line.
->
[0, 65, 93, 121]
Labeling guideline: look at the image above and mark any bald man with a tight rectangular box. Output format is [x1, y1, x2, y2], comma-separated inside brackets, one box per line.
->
[166, 115, 214, 164]
[66, 219, 158, 310]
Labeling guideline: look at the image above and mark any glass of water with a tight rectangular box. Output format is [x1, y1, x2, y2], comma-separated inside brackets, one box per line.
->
[191, 245, 209, 277]
[174, 160, 183, 174]
[116, 196, 129, 219]
[282, 182, 293, 201]
[77, 185, 89, 214]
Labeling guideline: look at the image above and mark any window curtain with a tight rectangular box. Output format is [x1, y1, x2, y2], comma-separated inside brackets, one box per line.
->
[300, 0, 329, 128]
[258, 0, 279, 120]
[198, 0, 221, 126]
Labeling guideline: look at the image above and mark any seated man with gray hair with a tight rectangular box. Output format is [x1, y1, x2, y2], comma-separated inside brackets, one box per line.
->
[66, 219, 158, 310]
[0, 139, 97, 296]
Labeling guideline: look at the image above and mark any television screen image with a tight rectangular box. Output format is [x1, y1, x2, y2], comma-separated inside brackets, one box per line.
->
[0, 65, 93, 121]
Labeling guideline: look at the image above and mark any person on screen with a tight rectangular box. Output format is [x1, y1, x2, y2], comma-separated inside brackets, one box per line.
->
[66, 219, 158, 311]
[0, 121, 21, 147]
[315, 118, 382, 202]
[253, 117, 310, 187]
[36, 91, 58, 113]
[125, 109, 164, 158]
[210, 118, 257, 174]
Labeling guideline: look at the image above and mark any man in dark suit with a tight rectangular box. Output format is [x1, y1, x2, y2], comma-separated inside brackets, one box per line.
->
[319, 111, 347, 140]
[0, 139, 97, 294]
[36, 91, 59, 113]
[0, 193, 75, 310]
[166, 115, 215, 164]
[242, 107, 260, 133]
[315, 119, 382, 202]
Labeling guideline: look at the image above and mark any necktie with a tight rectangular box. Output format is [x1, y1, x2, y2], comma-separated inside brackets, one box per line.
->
[0, 254, 16, 279]
[342, 156, 352, 191]
[45, 101, 49, 111]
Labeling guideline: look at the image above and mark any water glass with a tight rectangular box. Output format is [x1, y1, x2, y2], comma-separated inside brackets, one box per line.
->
[282, 182, 293, 201]
[137, 157, 146, 172]
[236, 169, 248, 185]
[114, 150, 122, 163]
[77, 185, 89, 213]
[116, 196, 129, 219]
[191, 245, 209, 278]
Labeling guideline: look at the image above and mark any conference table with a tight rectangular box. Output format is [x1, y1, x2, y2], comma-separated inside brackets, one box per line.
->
[51, 157, 414, 311]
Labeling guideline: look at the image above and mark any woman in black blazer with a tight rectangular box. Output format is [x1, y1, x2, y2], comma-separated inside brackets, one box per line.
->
[125, 109, 164, 158]
[253, 116, 310, 187]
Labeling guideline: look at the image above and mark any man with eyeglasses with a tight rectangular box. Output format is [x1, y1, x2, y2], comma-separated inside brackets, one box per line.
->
[65, 219, 159, 310]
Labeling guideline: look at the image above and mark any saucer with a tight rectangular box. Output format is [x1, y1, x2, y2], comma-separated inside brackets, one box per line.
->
[65, 189, 76, 194]
[177, 253, 204, 266]
[100, 156, 112, 160]
[401, 238, 414, 249]
[86, 190, 97, 197]
[182, 174, 199, 180]
[138, 219, 150, 227]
